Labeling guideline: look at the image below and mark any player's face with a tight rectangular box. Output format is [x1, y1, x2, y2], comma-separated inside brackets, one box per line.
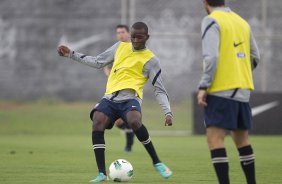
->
[116, 28, 130, 42]
[130, 28, 149, 50]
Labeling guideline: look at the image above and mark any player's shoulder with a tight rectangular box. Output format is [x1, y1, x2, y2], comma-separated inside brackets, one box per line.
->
[201, 15, 220, 37]
[106, 41, 122, 53]
[232, 11, 250, 27]
[145, 56, 161, 70]
[202, 15, 214, 22]
[108, 41, 121, 49]
[201, 15, 217, 29]
[113, 41, 122, 47]
[144, 47, 159, 62]
[150, 55, 160, 64]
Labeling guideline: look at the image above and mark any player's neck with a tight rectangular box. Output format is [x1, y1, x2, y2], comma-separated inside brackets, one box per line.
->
[133, 46, 146, 51]
[208, 5, 225, 14]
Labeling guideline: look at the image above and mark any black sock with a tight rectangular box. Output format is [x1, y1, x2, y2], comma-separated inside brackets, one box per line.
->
[238, 145, 256, 184]
[92, 131, 106, 175]
[211, 148, 230, 184]
[125, 131, 134, 149]
[134, 125, 160, 164]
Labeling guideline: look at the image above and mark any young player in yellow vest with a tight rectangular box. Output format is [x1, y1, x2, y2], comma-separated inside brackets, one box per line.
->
[197, 0, 260, 184]
[57, 22, 173, 182]
[102, 25, 135, 153]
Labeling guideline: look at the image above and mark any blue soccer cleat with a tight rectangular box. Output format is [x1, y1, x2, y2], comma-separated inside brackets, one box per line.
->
[89, 172, 108, 183]
[154, 163, 173, 179]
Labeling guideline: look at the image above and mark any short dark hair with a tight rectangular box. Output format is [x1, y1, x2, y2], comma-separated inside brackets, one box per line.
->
[131, 22, 148, 34]
[116, 24, 129, 32]
[206, 0, 225, 7]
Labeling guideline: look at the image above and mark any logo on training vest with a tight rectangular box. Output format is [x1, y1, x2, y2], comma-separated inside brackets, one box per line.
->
[233, 41, 244, 47]
[237, 52, 246, 58]
[114, 67, 128, 73]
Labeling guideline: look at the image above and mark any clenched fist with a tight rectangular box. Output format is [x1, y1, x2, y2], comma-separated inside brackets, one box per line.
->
[165, 115, 173, 126]
[57, 45, 70, 57]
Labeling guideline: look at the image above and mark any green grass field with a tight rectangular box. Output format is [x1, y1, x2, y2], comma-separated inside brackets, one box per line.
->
[0, 100, 282, 184]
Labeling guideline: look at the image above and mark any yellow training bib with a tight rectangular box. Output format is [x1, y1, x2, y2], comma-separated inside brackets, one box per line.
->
[105, 42, 155, 99]
[208, 10, 254, 93]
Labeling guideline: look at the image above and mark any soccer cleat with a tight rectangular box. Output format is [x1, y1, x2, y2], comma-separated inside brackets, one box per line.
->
[89, 172, 108, 183]
[154, 163, 173, 179]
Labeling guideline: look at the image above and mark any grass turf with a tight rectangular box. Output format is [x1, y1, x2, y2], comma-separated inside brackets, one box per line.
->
[0, 101, 282, 183]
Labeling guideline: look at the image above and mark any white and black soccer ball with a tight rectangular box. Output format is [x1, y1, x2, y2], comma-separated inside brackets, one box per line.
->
[109, 159, 133, 182]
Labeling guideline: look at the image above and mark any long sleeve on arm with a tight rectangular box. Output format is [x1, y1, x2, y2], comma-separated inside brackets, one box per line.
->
[198, 16, 220, 89]
[69, 42, 120, 69]
[250, 29, 260, 70]
[143, 57, 172, 117]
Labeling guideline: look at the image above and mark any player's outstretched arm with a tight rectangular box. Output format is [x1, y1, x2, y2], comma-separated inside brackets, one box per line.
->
[57, 42, 120, 69]
[144, 57, 173, 126]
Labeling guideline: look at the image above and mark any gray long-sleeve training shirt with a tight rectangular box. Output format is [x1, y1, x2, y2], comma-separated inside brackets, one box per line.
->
[199, 7, 260, 102]
[69, 42, 172, 117]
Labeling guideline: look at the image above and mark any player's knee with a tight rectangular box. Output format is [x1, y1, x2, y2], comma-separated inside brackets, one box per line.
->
[232, 130, 249, 148]
[92, 112, 106, 131]
[92, 119, 103, 131]
[206, 127, 225, 150]
[234, 139, 250, 148]
[128, 118, 142, 131]
[207, 135, 224, 150]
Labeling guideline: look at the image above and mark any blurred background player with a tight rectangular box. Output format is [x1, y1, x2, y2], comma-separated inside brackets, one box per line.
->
[58, 22, 173, 182]
[103, 25, 135, 153]
[197, 0, 260, 183]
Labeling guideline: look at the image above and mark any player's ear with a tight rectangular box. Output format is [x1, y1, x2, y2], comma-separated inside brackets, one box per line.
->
[146, 34, 150, 40]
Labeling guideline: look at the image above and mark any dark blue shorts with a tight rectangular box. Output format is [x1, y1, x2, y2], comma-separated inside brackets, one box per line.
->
[204, 95, 252, 130]
[90, 98, 141, 129]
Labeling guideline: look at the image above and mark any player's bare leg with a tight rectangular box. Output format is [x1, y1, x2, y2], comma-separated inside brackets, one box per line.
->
[115, 119, 124, 127]
[231, 130, 256, 184]
[126, 110, 172, 178]
[90, 111, 111, 182]
[115, 119, 134, 152]
[231, 129, 249, 147]
[206, 126, 225, 150]
[206, 126, 230, 184]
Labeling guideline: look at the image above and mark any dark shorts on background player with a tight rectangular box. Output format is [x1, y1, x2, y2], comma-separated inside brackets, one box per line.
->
[204, 95, 252, 130]
[90, 98, 141, 129]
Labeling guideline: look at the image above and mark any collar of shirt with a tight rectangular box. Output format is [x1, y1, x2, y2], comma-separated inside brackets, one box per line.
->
[132, 47, 147, 52]
[212, 7, 231, 13]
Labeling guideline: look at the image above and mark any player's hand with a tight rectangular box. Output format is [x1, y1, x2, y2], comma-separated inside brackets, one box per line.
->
[197, 89, 208, 107]
[165, 115, 173, 126]
[57, 45, 70, 57]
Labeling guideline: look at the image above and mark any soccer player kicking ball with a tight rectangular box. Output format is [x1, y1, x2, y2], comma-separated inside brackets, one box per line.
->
[197, 0, 260, 184]
[103, 24, 135, 153]
[57, 22, 173, 182]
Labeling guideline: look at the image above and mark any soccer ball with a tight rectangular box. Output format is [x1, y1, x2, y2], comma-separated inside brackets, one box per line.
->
[109, 159, 133, 182]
